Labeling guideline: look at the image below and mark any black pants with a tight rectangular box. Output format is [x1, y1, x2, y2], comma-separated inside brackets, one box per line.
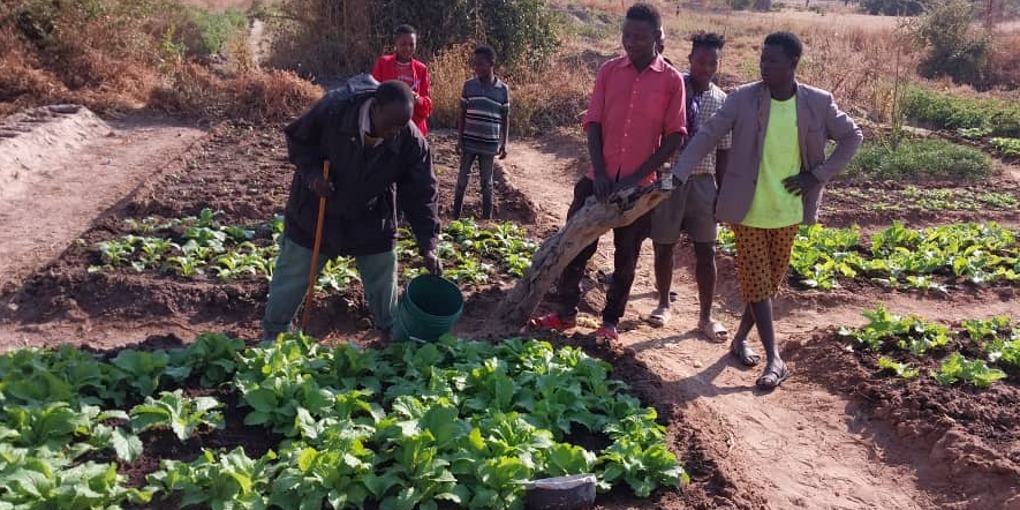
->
[557, 178, 651, 326]
[453, 151, 495, 218]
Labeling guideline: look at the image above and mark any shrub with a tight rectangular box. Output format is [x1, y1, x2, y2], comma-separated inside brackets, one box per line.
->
[729, 0, 753, 10]
[846, 138, 994, 181]
[913, 0, 990, 86]
[183, 7, 248, 56]
[271, 0, 562, 78]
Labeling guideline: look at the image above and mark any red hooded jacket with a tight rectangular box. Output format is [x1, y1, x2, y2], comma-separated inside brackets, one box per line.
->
[371, 55, 433, 136]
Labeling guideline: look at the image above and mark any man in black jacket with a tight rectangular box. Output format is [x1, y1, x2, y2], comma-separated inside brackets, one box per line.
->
[262, 79, 441, 343]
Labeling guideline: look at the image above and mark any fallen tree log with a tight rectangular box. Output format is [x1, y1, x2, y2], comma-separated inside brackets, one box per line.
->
[493, 183, 670, 334]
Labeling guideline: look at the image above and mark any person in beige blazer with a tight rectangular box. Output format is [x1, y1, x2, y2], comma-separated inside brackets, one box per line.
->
[672, 31, 863, 390]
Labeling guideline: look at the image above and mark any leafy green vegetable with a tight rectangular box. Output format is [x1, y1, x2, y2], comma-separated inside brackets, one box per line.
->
[877, 357, 920, 379]
[932, 353, 1007, 388]
[130, 390, 224, 441]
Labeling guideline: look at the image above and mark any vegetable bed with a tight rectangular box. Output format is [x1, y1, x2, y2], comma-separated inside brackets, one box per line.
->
[0, 334, 687, 509]
[719, 222, 1020, 292]
[88, 210, 538, 290]
[787, 307, 1020, 496]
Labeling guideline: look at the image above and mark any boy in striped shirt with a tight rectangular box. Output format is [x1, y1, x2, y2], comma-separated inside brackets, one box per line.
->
[454, 45, 510, 219]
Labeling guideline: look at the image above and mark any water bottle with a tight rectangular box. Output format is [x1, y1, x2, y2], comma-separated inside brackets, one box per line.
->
[659, 162, 673, 191]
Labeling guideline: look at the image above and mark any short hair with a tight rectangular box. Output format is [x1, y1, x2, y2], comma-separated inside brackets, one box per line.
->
[394, 24, 416, 38]
[625, 3, 662, 30]
[473, 45, 497, 65]
[764, 31, 803, 60]
[375, 80, 414, 109]
[691, 31, 725, 52]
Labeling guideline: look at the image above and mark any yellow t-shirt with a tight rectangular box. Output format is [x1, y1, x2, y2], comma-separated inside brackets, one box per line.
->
[741, 97, 803, 229]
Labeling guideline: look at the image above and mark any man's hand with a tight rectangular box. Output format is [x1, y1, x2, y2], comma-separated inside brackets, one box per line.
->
[423, 250, 442, 275]
[306, 175, 334, 198]
[782, 172, 819, 197]
[497, 145, 507, 160]
[593, 173, 613, 202]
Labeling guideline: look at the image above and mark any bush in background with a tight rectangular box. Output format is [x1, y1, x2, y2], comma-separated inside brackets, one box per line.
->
[271, 0, 562, 78]
[847, 138, 994, 181]
[182, 7, 248, 56]
[913, 0, 990, 86]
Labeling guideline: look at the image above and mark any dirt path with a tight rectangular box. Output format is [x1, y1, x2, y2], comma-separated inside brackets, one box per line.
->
[0, 107, 206, 289]
[501, 134, 1020, 508]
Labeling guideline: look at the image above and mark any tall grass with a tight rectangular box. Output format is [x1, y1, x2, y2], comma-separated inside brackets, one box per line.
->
[428, 43, 593, 137]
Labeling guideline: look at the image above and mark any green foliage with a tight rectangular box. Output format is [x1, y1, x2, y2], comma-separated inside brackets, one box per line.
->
[846, 138, 993, 181]
[839, 308, 1019, 389]
[93, 213, 538, 289]
[902, 86, 1020, 137]
[932, 352, 1006, 388]
[147, 448, 279, 509]
[0, 330, 683, 508]
[913, 0, 990, 86]
[990, 137, 1020, 157]
[836, 304, 951, 354]
[372, 0, 561, 74]
[877, 357, 921, 379]
[129, 390, 224, 441]
[166, 333, 245, 388]
[729, 0, 753, 10]
[185, 7, 248, 55]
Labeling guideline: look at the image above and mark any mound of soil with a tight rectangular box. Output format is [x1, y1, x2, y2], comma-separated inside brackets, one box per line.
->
[0, 104, 111, 200]
[788, 335, 1020, 509]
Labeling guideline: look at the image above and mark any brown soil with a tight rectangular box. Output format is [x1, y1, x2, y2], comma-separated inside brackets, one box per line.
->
[790, 336, 1020, 509]
[3, 114, 1020, 508]
[0, 106, 206, 288]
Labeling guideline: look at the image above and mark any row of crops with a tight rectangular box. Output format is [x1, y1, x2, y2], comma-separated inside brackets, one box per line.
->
[0, 334, 686, 509]
[89, 210, 538, 289]
[838, 306, 1019, 389]
[92, 210, 1019, 297]
[719, 222, 1020, 292]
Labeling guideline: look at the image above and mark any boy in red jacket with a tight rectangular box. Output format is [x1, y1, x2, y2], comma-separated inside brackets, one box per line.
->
[371, 24, 433, 136]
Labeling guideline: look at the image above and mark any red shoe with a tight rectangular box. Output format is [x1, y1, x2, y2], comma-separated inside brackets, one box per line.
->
[529, 313, 577, 331]
[595, 323, 619, 342]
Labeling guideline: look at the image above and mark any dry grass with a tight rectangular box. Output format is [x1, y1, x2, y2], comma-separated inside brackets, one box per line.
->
[0, 0, 319, 122]
[428, 42, 593, 137]
[149, 64, 320, 121]
[428, 43, 476, 131]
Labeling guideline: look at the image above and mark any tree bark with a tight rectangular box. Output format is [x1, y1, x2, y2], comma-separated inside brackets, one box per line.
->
[492, 184, 670, 335]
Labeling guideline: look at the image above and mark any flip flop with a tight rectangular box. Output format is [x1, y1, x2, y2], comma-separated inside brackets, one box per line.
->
[756, 363, 790, 390]
[699, 318, 729, 343]
[730, 340, 761, 367]
[646, 307, 671, 328]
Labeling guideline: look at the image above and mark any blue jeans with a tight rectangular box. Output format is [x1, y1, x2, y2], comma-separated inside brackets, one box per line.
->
[261, 235, 398, 336]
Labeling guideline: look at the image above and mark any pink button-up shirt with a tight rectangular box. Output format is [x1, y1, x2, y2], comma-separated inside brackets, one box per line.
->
[583, 55, 686, 186]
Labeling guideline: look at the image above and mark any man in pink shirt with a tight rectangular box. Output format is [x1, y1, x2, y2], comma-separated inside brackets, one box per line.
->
[531, 2, 686, 341]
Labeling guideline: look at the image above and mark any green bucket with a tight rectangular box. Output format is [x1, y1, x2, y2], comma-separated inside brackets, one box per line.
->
[392, 275, 464, 343]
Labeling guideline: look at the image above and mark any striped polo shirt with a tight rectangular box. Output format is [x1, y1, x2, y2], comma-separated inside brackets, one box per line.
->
[460, 77, 510, 155]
